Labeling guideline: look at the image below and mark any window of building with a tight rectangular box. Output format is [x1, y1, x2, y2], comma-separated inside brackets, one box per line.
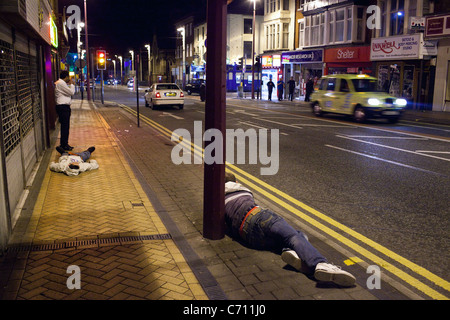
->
[283, 0, 289, 10]
[335, 9, 345, 42]
[244, 19, 253, 34]
[299, 19, 305, 48]
[328, 11, 334, 43]
[356, 7, 365, 41]
[282, 23, 289, 48]
[244, 41, 252, 58]
[390, 0, 404, 35]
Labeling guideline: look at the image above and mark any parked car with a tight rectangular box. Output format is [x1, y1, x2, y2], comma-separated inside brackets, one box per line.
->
[185, 79, 205, 95]
[310, 74, 407, 123]
[127, 79, 134, 88]
[144, 83, 184, 110]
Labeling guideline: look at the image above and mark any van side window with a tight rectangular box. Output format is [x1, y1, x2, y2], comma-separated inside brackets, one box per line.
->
[340, 79, 349, 92]
[326, 78, 336, 91]
[319, 79, 328, 90]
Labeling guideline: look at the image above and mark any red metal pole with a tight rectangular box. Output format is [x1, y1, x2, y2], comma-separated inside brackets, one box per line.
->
[203, 0, 227, 240]
[84, 0, 91, 101]
[251, 0, 255, 99]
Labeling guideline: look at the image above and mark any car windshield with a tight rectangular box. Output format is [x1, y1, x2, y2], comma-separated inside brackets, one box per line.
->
[351, 79, 379, 92]
[156, 84, 180, 90]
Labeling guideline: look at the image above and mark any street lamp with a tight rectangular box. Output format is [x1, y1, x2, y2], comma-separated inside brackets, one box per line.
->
[251, 0, 257, 99]
[77, 21, 85, 97]
[145, 44, 151, 85]
[129, 50, 134, 72]
[129, 50, 135, 91]
[116, 55, 123, 85]
[177, 26, 185, 90]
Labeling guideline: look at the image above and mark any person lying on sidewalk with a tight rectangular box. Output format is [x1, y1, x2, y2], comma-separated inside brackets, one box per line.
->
[224, 172, 356, 287]
[50, 146, 98, 176]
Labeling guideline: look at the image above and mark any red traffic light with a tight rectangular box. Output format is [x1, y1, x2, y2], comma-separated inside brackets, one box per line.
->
[97, 50, 106, 70]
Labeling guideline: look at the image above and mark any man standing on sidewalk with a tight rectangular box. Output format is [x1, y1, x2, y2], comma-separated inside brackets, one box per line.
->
[277, 77, 284, 101]
[288, 76, 296, 101]
[266, 77, 275, 101]
[55, 70, 75, 151]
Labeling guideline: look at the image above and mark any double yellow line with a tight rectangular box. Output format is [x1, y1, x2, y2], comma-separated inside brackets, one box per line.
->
[120, 104, 449, 300]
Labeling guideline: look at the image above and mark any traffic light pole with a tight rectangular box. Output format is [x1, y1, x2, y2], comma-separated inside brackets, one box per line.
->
[100, 70, 104, 104]
[203, 0, 227, 240]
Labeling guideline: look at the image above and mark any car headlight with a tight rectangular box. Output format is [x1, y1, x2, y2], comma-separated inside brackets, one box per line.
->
[368, 98, 381, 106]
[395, 98, 407, 106]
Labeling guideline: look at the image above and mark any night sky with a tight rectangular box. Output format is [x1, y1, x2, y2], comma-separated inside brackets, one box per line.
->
[60, 0, 207, 56]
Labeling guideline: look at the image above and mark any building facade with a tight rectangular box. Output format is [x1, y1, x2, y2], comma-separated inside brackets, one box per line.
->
[425, 11, 450, 111]
[370, 0, 438, 110]
[0, 0, 63, 251]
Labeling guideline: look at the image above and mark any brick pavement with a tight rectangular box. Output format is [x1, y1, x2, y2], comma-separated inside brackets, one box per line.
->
[97, 103, 393, 300]
[0, 100, 207, 300]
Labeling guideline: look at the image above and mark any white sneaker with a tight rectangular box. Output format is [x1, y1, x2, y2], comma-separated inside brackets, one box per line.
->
[314, 262, 356, 287]
[281, 249, 303, 272]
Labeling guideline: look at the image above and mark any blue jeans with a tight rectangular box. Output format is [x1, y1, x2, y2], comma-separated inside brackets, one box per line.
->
[244, 209, 327, 268]
[62, 150, 91, 162]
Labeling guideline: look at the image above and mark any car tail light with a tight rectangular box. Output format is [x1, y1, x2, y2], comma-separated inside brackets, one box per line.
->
[155, 92, 161, 98]
[180, 91, 184, 97]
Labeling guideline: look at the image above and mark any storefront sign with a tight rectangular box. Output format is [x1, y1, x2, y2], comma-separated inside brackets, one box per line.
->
[50, 16, 58, 48]
[262, 55, 273, 68]
[281, 50, 323, 64]
[273, 55, 281, 67]
[324, 46, 370, 63]
[370, 35, 420, 60]
[410, 17, 425, 31]
[425, 14, 450, 37]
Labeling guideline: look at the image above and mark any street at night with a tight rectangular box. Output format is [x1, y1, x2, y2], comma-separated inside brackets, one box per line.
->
[0, 0, 449, 309]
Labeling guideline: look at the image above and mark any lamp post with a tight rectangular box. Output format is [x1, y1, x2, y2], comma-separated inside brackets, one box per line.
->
[129, 50, 134, 91]
[177, 26, 185, 90]
[84, 0, 91, 101]
[117, 55, 123, 85]
[77, 22, 84, 98]
[112, 59, 116, 81]
[145, 44, 151, 85]
[251, 0, 257, 99]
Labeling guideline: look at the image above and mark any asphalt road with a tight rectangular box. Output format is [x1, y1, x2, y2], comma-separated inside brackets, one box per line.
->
[99, 85, 449, 299]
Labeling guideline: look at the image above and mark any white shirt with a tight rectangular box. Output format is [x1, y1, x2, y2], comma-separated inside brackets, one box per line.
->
[49, 154, 99, 176]
[55, 79, 75, 105]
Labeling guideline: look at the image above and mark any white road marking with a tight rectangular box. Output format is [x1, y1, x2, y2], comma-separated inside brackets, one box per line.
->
[326, 145, 442, 175]
[337, 135, 450, 162]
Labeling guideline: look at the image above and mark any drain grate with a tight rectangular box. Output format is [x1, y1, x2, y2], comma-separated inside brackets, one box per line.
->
[7, 233, 172, 252]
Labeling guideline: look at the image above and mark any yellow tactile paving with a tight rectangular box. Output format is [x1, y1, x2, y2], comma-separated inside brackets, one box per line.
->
[12, 100, 208, 300]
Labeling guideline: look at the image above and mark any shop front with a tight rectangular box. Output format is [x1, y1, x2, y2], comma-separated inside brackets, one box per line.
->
[260, 54, 283, 99]
[281, 49, 323, 99]
[324, 46, 373, 76]
[426, 13, 450, 111]
[370, 34, 437, 110]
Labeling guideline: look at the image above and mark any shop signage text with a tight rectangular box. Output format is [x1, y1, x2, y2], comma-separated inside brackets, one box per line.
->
[370, 35, 420, 60]
[425, 14, 450, 37]
[324, 46, 370, 63]
[281, 50, 323, 64]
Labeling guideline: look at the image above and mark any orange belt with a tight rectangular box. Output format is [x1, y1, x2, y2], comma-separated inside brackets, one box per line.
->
[239, 206, 261, 239]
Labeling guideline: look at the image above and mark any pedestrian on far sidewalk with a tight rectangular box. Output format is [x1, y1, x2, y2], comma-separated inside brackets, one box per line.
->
[267, 78, 275, 101]
[55, 70, 75, 151]
[224, 172, 356, 287]
[288, 76, 296, 101]
[305, 78, 314, 102]
[277, 77, 284, 101]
